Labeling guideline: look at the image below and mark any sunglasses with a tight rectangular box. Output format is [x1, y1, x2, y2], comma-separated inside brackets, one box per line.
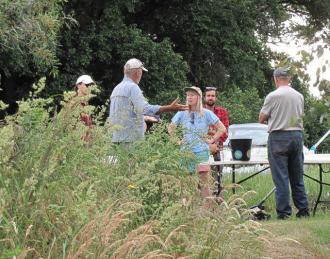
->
[85, 83, 95, 87]
[205, 87, 217, 91]
[205, 86, 217, 91]
[190, 112, 195, 124]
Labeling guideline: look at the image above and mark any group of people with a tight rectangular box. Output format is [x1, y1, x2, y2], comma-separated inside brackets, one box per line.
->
[107, 58, 230, 200]
[75, 58, 310, 219]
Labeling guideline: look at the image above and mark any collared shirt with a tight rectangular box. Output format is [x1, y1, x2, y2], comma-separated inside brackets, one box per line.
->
[204, 105, 229, 145]
[171, 109, 219, 153]
[260, 86, 304, 132]
[109, 76, 160, 142]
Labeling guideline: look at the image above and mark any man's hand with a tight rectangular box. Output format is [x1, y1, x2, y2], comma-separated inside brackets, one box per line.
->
[144, 115, 159, 123]
[259, 112, 268, 124]
[170, 97, 188, 110]
[158, 97, 188, 113]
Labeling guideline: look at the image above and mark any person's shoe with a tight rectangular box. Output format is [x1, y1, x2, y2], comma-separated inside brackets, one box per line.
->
[277, 214, 290, 220]
[296, 209, 310, 218]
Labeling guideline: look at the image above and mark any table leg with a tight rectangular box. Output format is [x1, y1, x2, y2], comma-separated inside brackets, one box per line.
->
[237, 166, 270, 185]
[313, 164, 323, 216]
[232, 165, 235, 194]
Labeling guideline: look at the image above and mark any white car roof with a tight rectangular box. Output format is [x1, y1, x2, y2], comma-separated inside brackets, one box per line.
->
[229, 123, 268, 130]
[224, 123, 268, 146]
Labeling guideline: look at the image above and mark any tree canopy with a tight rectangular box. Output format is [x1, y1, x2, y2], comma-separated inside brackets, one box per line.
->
[0, 0, 68, 116]
[0, 0, 329, 143]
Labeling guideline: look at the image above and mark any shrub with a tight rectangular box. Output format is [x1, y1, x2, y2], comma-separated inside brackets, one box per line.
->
[220, 86, 263, 124]
[0, 86, 275, 258]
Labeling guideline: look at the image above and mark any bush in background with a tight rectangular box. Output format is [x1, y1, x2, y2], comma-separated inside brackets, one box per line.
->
[219, 86, 263, 124]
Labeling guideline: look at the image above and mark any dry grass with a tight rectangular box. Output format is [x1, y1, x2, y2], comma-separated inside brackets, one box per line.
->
[67, 202, 176, 258]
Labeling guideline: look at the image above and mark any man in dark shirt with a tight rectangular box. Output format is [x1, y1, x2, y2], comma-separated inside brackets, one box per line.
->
[204, 87, 229, 196]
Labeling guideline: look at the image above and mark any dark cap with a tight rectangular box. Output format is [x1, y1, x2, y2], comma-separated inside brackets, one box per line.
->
[273, 67, 289, 78]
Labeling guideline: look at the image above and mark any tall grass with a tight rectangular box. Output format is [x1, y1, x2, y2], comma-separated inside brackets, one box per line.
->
[0, 87, 323, 258]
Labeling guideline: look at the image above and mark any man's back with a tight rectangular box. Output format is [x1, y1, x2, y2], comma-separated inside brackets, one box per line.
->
[262, 86, 304, 132]
[259, 68, 309, 219]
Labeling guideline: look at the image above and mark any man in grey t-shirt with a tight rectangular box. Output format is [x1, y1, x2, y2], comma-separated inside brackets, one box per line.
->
[259, 67, 309, 219]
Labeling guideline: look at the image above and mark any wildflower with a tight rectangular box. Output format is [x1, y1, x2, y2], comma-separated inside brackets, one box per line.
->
[128, 184, 137, 189]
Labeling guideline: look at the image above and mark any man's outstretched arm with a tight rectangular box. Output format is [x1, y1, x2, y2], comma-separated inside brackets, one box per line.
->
[158, 97, 188, 113]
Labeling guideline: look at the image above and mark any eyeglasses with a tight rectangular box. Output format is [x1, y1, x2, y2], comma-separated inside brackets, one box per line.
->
[205, 87, 217, 91]
[190, 112, 195, 124]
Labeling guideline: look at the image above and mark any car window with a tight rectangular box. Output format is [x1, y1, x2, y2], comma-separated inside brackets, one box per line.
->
[230, 129, 268, 145]
[223, 126, 268, 146]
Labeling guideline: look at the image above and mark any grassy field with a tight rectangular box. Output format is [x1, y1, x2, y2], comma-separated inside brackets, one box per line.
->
[1, 94, 329, 258]
[221, 165, 330, 258]
[221, 165, 330, 217]
[263, 216, 330, 258]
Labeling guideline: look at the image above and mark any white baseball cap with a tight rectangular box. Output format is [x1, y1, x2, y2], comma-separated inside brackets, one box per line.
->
[124, 58, 148, 71]
[76, 75, 94, 85]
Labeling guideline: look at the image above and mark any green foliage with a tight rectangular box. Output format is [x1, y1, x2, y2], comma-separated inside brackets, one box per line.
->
[0, 88, 272, 258]
[0, 1, 329, 255]
[0, 0, 68, 77]
[49, 1, 189, 108]
[0, 0, 74, 117]
[318, 79, 330, 108]
[220, 86, 263, 124]
[0, 87, 187, 256]
[1, 85, 330, 257]
[304, 96, 330, 152]
[0, 123, 15, 164]
[127, 0, 275, 95]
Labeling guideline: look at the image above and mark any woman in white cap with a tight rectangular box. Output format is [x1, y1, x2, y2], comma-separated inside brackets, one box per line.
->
[75, 75, 95, 97]
[168, 86, 226, 199]
[75, 75, 95, 142]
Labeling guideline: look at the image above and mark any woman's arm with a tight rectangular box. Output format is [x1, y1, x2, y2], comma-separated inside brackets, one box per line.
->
[206, 121, 226, 144]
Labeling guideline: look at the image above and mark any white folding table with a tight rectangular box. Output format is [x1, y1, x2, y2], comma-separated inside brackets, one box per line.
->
[203, 154, 330, 215]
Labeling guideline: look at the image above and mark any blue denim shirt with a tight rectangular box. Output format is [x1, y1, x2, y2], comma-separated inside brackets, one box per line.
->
[109, 76, 160, 142]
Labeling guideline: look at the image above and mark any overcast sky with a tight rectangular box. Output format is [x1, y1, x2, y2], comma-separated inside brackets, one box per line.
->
[267, 16, 329, 98]
[269, 41, 329, 98]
